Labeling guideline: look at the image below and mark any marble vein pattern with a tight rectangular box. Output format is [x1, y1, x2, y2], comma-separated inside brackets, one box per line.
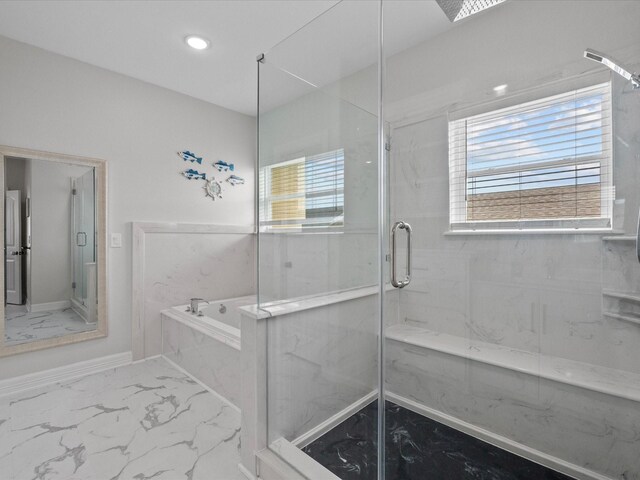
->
[0, 357, 243, 480]
[4, 306, 95, 346]
[162, 312, 241, 408]
[303, 401, 573, 480]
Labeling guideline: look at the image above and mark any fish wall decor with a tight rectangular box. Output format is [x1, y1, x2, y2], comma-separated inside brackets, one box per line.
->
[182, 168, 206, 180]
[177, 151, 203, 164]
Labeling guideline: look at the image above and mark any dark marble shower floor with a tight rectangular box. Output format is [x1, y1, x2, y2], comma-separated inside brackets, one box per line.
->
[302, 401, 574, 480]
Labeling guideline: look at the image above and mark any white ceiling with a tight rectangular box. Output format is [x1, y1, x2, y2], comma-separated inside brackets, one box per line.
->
[0, 1, 453, 116]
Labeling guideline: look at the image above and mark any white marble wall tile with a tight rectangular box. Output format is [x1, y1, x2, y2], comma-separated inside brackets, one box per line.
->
[266, 294, 378, 442]
[389, 103, 640, 374]
[385, 339, 640, 480]
[141, 230, 255, 358]
[162, 313, 241, 408]
[258, 232, 378, 303]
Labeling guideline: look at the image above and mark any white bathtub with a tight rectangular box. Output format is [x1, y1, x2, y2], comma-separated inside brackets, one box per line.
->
[162, 294, 256, 408]
[169, 294, 255, 346]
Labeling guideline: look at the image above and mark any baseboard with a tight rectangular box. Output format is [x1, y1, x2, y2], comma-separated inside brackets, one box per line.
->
[29, 300, 71, 313]
[70, 297, 90, 324]
[291, 390, 377, 448]
[0, 351, 132, 398]
[160, 355, 241, 414]
[385, 392, 610, 480]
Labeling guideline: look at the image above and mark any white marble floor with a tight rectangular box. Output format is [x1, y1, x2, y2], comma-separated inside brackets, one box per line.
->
[5, 306, 96, 345]
[0, 357, 243, 480]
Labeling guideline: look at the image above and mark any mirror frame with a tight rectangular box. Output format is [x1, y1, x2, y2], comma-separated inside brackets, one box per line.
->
[0, 145, 108, 357]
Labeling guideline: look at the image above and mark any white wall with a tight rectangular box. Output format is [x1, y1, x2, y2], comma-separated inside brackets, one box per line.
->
[0, 35, 255, 379]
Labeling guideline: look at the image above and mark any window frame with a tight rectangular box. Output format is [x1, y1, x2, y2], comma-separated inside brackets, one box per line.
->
[260, 149, 345, 233]
[448, 81, 614, 233]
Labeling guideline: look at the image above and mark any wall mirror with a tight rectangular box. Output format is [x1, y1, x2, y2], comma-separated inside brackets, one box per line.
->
[0, 146, 107, 357]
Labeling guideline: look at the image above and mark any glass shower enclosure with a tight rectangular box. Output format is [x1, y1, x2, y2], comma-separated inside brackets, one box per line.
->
[256, 1, 640, 479]
[71, 168, 96, 322]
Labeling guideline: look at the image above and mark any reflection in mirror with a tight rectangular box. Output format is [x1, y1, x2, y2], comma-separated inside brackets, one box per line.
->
[4, 157, 97, 346]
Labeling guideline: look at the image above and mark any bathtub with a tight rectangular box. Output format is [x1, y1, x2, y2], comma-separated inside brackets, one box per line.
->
[161, 294, 256, 409]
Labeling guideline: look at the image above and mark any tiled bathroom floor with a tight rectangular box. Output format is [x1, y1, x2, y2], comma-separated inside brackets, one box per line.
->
[0, 357, 243, 480]
[303, 401, 574, 480]
[5, 306, 96, 345]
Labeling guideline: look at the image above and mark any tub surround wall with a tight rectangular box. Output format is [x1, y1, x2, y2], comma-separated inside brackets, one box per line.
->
[161, 310, 241, 408]
[0, 36, 254, 379]
[132, 222, 255, 360]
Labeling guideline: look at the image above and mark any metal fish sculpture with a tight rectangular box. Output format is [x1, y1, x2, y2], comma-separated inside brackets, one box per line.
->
[182, 168, 206, 180]
[226, 175, 245, 186]
[177, 151, 203, 164]
[214, 160, 234, 172]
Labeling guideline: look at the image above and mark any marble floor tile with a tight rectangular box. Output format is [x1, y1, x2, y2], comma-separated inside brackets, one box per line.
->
[0, 357, 243, 480]
[302, 401, 574, 480]
[5, 306, 96, 345]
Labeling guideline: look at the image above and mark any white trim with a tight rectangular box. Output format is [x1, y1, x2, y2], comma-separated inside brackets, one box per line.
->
[255, 448, 307, 480]
[160, 354, 241, 414]
[28, 300, 71, 313]
[237, 463, 256, 480]
[161, 309, 241, 351]
[0, 351, 132, 398]
[292, 390, 377, 448]
[131, 222, 255, 361]
[385, 392, 610, 480]
[269, 437, 341, 480]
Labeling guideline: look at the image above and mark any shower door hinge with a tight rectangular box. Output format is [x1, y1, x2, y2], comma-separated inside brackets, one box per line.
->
[72, 188, 77, 195]
[385, 142, 391, 152]
[72, 282, 76, 289]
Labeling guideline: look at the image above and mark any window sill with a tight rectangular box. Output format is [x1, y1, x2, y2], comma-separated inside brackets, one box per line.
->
[444, 228, 622, 236]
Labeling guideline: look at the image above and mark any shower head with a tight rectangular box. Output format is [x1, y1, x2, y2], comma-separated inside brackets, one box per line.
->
[584, 48, 640, 89]
[436, 0, 506, 23]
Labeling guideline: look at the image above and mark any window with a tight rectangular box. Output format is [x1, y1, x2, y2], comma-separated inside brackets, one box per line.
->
[260, 149, 344, 231]
[448, 82, 613, 232]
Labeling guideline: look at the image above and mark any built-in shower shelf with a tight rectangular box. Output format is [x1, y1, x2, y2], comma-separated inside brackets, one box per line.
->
[386, 324, 640, 403]
[602, 291, 640, 303]
[602, 235, 636, 242]
[603, 312, 640, 325]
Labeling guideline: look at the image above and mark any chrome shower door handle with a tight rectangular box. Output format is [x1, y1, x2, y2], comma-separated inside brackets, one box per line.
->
[77, 232, 87, 247]
[636, 206, 640, 263]
[391, 221, 412, 288]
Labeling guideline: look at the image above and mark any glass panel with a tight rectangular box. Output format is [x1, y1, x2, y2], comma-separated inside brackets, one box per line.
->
[383, 1, 640, 479]
[258, 0, 382, 476]
[72, 169, 96, 305]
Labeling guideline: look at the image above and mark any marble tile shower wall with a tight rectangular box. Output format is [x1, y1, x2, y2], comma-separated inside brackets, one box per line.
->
[259, 232, 378, 302]
[389, 86, 640, 373]
[141, 229, 255, 357]
[266, 293, 378, 443]
[385, 340, 640, 479]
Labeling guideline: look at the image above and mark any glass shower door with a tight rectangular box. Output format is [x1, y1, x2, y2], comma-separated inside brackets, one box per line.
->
[382, 1, 640, 479]
[72, 169, 96, 310]
[257, 1, 384, 477]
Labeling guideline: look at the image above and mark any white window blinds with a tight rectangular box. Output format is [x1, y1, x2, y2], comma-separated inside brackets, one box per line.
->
[449, 82, 613, 231]
[261, 149, 344, 231]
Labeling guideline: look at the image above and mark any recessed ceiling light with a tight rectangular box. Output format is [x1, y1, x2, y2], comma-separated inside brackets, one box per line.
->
[185, 35, 210, 51]
[493, 84, 508, 94]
